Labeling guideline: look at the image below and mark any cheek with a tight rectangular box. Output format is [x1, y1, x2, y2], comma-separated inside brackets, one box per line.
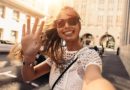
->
[57, 28, 62, 33]
[57, 28, 63, 37]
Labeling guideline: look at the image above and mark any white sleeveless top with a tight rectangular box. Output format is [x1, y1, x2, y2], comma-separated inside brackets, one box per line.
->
[45, 46, 102, 90]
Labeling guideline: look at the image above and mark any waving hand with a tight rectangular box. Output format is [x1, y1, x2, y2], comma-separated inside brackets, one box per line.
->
[21, 18, 44, 57]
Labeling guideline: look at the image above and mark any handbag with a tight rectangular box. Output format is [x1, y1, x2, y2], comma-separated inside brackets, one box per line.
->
[51, 57, 78, 90]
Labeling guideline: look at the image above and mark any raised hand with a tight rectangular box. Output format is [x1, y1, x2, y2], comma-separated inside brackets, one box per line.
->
[21, 18, 44, 57]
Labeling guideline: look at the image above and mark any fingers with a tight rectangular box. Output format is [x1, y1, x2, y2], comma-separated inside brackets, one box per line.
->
[35, 21, 44, 38]
[32, 18, 39, 34]
[38, 21, 44, 35]
[22, 24, 26, 38]
[27, 18, 31, 34]
[22, 17, 44, 38]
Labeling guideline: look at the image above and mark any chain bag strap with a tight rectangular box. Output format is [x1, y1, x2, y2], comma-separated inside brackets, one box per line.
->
[50, 46, 87, 90]
[51, 57, 78, 90]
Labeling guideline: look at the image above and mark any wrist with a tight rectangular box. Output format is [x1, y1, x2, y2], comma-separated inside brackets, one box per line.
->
[22, 55, 37, 67]
[22, 59, 37, 74]
[22, 60, 37, 67]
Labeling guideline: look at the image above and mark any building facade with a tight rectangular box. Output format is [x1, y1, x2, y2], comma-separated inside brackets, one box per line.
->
[0, 0, 127, 50]
[0, 0, 44, 43]
[72, 0, 126, 49]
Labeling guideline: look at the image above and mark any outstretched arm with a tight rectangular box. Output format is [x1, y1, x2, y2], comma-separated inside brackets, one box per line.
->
[82, 65, 116, 90]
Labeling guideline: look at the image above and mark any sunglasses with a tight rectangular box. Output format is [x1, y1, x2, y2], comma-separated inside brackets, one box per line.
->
[55, 17, 80, 28]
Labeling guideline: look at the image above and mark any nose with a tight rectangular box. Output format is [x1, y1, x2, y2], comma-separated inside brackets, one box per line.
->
[64, 21, 69, 28]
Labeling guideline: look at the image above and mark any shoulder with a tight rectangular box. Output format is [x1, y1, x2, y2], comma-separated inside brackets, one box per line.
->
[77, 46, 101, 59]
[77, 46, 97, 56]
[76, 46, 102, 71]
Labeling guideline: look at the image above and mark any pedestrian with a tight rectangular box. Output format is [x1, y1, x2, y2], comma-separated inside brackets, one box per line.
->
[93, 45, 99, 52]
[99, 44, 104, 56]
[117, 47, 120, 55]
[21, 6, 115, 90]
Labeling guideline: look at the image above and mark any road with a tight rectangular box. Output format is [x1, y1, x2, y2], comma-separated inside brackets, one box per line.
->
[0, 53, 49, 90]
[102, 49, 130, 90]
[0, 52, 10, 68]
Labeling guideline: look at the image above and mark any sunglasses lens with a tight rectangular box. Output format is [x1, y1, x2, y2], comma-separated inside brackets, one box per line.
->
[56, 17, 79, 28]
[56, 19, 65, 28]
[68, 18, 79, 26]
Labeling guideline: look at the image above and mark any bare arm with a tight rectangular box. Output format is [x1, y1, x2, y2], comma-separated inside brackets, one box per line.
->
[21, 17, 50, 81]
[21, 56, 51, 81]
[82, 65, 116, 90]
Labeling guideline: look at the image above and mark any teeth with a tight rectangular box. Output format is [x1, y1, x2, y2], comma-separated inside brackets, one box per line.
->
[64, 31, 73, 35]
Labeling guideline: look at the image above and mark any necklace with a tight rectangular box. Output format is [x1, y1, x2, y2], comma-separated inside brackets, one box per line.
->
[58, 58, 75, 73]
[58, 50, 78, 73]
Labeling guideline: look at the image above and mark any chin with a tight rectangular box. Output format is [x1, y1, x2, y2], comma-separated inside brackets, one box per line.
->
[65, 38, 76, 42]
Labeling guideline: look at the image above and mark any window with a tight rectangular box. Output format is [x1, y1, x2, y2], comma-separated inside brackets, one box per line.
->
[107, 0, 114, 11]
[97, 16, 103, 26]
[0, 5, 5, 18]
[98, 0, 105, 10]
[0, 28, 3, 39]
[108, 0, 114, 4]
[99, 0, 105, 4]
[87, 15, 96, 27]
[11, 30, 18, 42]
[117, 0, 123, 11]
[13, 10, 20, 22]
[107, 16, 113, 27]
[116, 15, 122, 26]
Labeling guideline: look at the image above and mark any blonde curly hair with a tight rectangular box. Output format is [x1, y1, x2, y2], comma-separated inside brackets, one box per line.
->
[7, 43, 22, 61]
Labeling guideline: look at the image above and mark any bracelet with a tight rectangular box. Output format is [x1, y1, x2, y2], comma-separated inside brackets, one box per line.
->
[22, 60, 37, 74]
[22, 53, 40, 67]
[23, 60, 37, 67]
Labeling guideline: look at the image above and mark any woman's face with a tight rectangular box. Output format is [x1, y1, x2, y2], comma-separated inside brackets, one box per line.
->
[56, 9, 81, 42]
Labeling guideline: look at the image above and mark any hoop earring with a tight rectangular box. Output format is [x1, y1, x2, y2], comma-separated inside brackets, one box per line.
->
[61, 39, 66, 47]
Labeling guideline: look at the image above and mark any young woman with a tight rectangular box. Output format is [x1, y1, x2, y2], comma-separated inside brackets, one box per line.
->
[21, 6, 115, 90]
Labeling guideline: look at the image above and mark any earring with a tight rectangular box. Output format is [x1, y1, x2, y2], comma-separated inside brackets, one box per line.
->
[61, 40, 66, 47]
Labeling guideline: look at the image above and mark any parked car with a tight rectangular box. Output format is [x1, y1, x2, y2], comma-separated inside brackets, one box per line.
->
[0, 40, 14, 52]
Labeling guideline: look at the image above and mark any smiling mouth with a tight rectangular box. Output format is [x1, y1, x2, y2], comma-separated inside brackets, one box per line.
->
[64, 30, 73, 36]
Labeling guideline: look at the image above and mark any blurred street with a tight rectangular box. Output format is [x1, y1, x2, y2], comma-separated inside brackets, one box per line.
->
[0, 49, 130, 90]
[0, 0, 130, 90]
[102, 49, 130, 90]
[0, 53, 49, 90]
